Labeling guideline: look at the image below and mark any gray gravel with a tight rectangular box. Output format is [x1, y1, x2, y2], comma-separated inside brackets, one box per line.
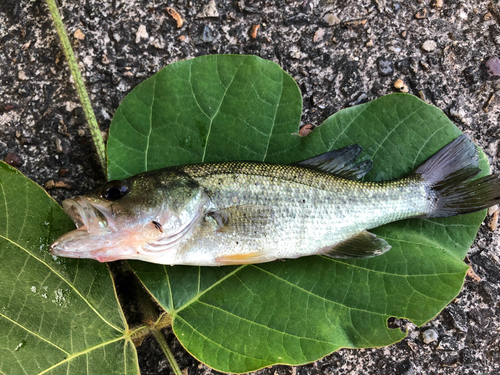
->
[1, 0, 500, 374]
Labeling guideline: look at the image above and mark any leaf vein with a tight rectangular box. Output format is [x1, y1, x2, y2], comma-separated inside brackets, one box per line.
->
[262, 72, 284, 161]
[0, 235, 124, 333]
[175, 316, 275, 365]
[0, 311, 69, 355]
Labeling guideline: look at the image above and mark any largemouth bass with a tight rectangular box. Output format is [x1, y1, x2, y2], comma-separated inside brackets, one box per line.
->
[51, 135, 500, 265]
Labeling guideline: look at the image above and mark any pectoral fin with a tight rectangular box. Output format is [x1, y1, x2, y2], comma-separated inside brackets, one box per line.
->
[320, 230, 391, 259]
[207, 205, 273, 234]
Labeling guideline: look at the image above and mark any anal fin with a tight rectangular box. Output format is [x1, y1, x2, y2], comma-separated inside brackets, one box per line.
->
[320, 230, 391, 259]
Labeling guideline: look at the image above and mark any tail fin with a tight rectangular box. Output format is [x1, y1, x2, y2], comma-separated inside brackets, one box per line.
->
[414, 135, 500, 218]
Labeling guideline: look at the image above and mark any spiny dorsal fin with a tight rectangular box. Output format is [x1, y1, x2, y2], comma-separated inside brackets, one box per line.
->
[207, 205, 273, 234]
[319, 230, 391, 259]
[295, 145, 373, 180]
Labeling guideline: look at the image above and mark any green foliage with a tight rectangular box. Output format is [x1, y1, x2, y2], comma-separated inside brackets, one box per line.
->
[107, 55, 301, 178]
[0, 163, 139, 374]
[106, 55, 485, 373]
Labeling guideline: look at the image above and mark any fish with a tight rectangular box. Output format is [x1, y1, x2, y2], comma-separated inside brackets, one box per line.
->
[50, 135, 500, 266]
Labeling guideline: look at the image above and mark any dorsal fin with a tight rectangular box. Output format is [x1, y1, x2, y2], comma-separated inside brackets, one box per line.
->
[295, 145, 373, 180]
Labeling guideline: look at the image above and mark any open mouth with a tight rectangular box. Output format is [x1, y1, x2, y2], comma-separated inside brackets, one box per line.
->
[51, 197, 125, 260]
[62, 197, 116, 233]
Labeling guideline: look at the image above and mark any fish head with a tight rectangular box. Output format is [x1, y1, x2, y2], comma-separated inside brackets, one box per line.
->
[50, 170, 209, 263]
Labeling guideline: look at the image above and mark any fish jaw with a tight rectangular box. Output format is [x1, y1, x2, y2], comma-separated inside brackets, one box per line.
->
[50, 225, 187, 264]
[50, 196, 138, 261]
[51, 196, 130, 261]
[50, 228, 136, 262]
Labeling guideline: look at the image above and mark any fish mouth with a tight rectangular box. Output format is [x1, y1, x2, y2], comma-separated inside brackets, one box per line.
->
[50, 197, 124, 261]
[62, 197, 116, 233]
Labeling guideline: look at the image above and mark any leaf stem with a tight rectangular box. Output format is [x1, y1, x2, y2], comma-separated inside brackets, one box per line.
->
[45, 0, 108, 175]
[151, 327, 183, 375]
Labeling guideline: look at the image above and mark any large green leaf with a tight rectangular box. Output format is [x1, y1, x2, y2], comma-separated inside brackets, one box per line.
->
[107, 55, 484, 373]
[0, 163, 139, 374]
[107, 55, 301, 178]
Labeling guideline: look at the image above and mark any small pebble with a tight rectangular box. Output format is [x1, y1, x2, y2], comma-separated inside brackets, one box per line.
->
[394, 79, 409, 93]
[483, 56, 500, 79]
[388, 45, 402, 53]
[74, 29, 85, 40]
[466, 266, 482, 282]
[323, 13, 340, 26]
[489, 208, 499, 231]
[197, 0, 219, 18]
[433, 0, 443, 8]
[377, 58, 394, 76]
[5, 153, 23, 167]
[55, 138, 63, 153]
[422, 329, 438, 344]
[165, 7, 184, 28]
[0, 103, 14, 113]
[44, 180, 72, 190]
[313, 28, 325, 43]
[299, 124, 314, 137]
[449, 106, 471, 126]
[349, 93, 369, 106]
[135, 25, 148, 44]
[488, 205, 498, 216]
[344, 19, 367, 28]
[407, 341, 418, 352]
[152, 39, 164, 49]
[422, 40, 437, 52]
[18, 71, 29, 81]
[366, 39, 374, 47]
[201, 25, 214, 43]
[415, 8, 428, 19]
[290, 50, 301, 59]
[250, 24, 260, 39]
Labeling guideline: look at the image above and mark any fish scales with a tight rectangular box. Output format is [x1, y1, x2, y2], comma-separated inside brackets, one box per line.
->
[172, 161, 430, 264]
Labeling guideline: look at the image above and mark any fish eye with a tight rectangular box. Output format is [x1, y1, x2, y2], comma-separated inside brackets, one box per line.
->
[102, 180, 130, 201]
